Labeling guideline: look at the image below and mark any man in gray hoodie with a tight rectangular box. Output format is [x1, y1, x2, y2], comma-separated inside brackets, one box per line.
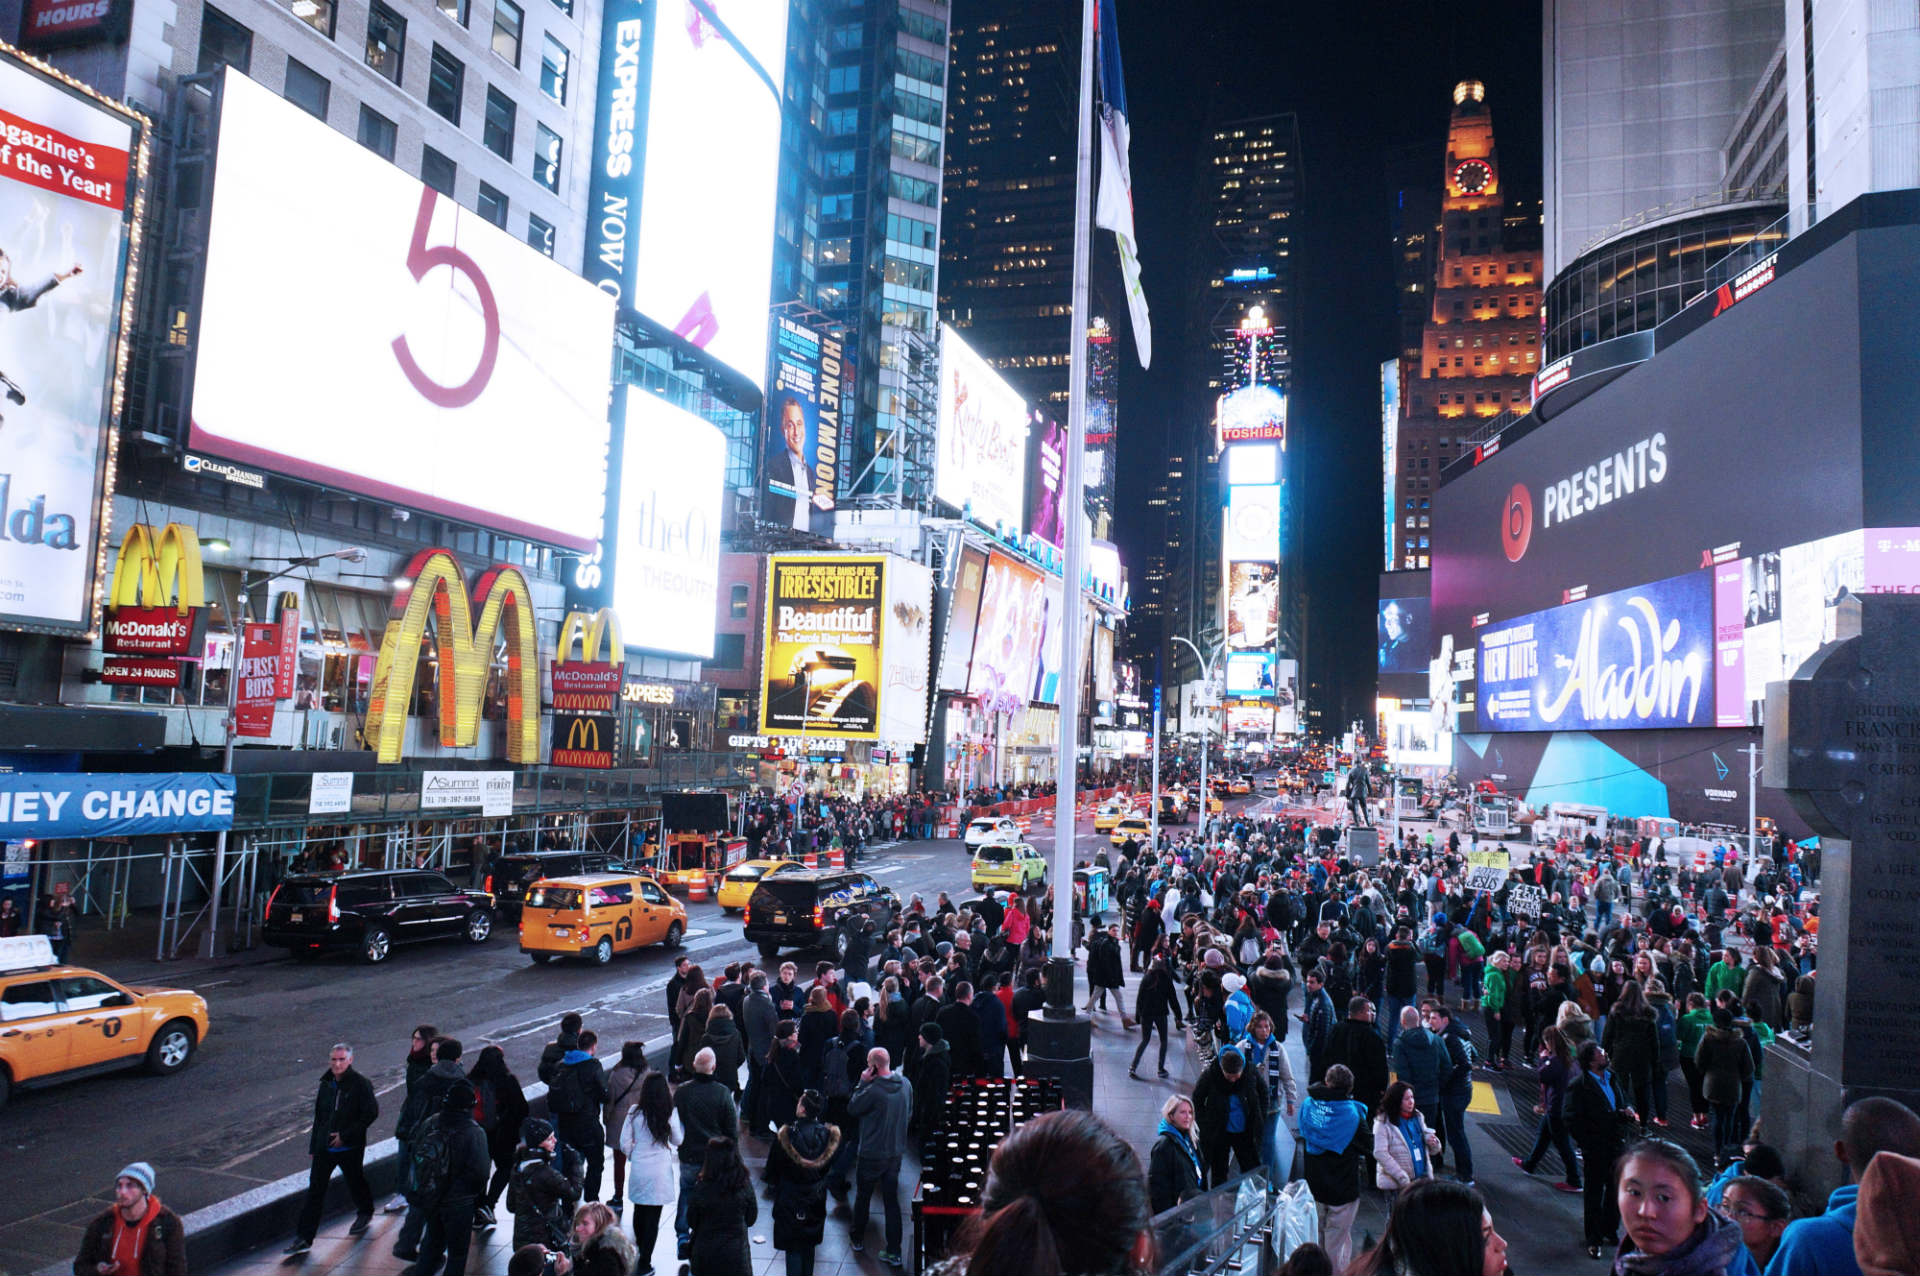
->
[847, 1046, 913, 1267]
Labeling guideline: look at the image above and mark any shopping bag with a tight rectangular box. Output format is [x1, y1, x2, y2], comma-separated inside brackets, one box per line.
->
[1277, 1179, 1318, 1256]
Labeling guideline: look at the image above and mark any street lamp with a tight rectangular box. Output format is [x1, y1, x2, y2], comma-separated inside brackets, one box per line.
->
[1171, 635, 1225, 834]
[201, 546, 369, 957]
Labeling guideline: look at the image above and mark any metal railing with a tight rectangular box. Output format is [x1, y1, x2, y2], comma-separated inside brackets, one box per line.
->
[1153, 1171, 1279, 1276]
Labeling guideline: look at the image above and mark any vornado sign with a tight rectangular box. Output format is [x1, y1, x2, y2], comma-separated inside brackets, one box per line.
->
[1501, 432, 1668, 563]
[364, 549, 540, 764]
[103, 523, 204, 659]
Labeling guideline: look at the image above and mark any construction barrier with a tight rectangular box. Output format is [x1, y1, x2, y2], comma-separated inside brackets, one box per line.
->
[1015, 817, 1032, 833]
[940, 822, 958, 839]
[828, 847, 847, 868]
[687, 873, 711, 903]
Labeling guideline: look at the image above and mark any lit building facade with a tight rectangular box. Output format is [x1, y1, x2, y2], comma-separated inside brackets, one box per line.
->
[1388, 81, 1542, 571]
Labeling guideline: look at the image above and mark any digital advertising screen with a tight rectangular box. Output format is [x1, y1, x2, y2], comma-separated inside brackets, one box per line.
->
[878, 556, 932, 744]
[1225, 651, 1275, 698]
[1377, 595, 1430, 674]
[1215, 383, 1287, 450]
[966, 551, 1045, 706]
[193, 70, 613, 549]
[1225, 562, 1279, 652]
[1226, 704, 1272, 735]
[760, 554, 884, 740]
[1224, 484, 1282, 561]
[764, 314, 844, 533]
[0, 46, 141, 634]
[936, 544, 988, 693]
[936, 325, 1029, 531]
[1031, 577, 1068, 705]
[611, 389, 725, 658]
[629, 0, 789, 390]
[1025, 414, 1066, 547]
[1094, 623, 1115, 702]
[1475, 569, 1714, 733]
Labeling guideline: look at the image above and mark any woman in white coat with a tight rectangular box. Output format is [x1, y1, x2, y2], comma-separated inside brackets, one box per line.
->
[618, 1071, 681, 1274]
[1372, 1079, 1440, 1191]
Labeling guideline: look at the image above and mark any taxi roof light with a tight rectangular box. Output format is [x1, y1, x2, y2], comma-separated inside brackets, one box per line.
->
[0, 934, 58, 971]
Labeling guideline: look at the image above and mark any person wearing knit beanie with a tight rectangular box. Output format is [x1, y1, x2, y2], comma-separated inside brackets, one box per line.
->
[1854, 1151, 1920, 1276]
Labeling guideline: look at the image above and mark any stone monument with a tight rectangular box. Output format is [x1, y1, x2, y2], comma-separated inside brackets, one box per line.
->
[1022, 954, 1094, 1109]
[1762, 593, 1920, 1204]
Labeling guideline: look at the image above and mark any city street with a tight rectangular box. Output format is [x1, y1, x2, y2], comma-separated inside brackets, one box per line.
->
[0, 809, 1165, 1273]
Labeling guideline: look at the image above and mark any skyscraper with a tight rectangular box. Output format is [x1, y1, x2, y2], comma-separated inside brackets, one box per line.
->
[1387, 82, 1542, 572]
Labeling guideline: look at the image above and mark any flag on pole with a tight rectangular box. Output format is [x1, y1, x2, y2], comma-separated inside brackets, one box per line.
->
[1094, 0, 1151, 368]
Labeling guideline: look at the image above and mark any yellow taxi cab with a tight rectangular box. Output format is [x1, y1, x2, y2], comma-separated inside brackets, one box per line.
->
[1093, 799, 1133, 832]
[1111, 815, 1153, 847]
[970, 842, 1048, 892]
[519, 872, 687, 966]
[1229, 776, 1252, 796]
[0, 934, 208, 1109]
[716, 859, 808, 913]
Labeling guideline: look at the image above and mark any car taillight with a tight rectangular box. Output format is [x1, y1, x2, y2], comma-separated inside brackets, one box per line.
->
[484, 874, 493, 895]
[328, 886, 340, 924]
[577, 926, 591, 943]
[813, 904, 825, 929]
[267, 884, 281, 913]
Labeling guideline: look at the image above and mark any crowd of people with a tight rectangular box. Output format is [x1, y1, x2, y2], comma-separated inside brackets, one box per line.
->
[62, 768, 1919, 1276]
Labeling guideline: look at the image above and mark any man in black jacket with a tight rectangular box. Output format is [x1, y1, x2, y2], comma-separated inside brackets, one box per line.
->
[1322, 997, 1390, 1110]
[536, 1014, 582, 1084]
[286, 1043, 381, 1254]
[1565, 1042, 1633, 1256]
[910, 1023, 951, 1143]
[396, 1038, 467, 1260]
[412, 1081, 492, 1276]
[545, 1030, 610, 1202]
[935, 981, 985, 1077]
[1191, 1046, 1268, 1187]
[672, 1047, 739, 1254]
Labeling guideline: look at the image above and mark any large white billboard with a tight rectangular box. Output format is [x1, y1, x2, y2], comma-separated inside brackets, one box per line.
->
[936, 326, 1029, 531]
[613, 388, 724, 658]
[1224, 483, 1282, 561]
[0, 48, 142, 633]
[879, 556, 933, 744]
[191, 70, 614, 550]
[631, 0, 788, 390]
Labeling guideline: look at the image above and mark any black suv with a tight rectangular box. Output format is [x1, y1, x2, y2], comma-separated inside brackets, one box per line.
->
[744, 870, 899, 961]
[487, 850, 630, 922]
[264, 870, 496, 964]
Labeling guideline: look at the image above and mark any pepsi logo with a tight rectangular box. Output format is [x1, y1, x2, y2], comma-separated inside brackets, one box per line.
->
[1502, 483, 1532, 562]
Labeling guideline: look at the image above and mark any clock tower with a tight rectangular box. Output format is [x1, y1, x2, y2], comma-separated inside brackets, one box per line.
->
[1384, 81, 1543, 571]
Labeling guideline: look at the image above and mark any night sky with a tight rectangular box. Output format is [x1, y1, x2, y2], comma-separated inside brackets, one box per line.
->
[1108, 0, 1543, 727]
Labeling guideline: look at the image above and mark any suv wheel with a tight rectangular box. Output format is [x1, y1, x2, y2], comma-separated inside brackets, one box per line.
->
[593, 936, 614, 965]
[361, 926, 393, 964]
[146, 1020, 196, 1075]
[758, 941, 780, 961]
[665, 921, 684, 948]
[465, 909, 493, 944]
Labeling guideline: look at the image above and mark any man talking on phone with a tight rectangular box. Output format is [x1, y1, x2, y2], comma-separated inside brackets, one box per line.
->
[846, 1047, 913, 1267]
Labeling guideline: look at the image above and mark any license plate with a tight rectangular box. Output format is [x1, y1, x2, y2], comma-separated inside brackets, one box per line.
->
[772, 912, 787, 925]
[290, 911, 303, 924]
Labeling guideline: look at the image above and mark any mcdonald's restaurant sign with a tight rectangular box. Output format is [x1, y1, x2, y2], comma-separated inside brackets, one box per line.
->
[365, 548, 541, 765]
[552, 711, 616, 769]
[103, 523, 205, 659]
[552, 608, 623, 714]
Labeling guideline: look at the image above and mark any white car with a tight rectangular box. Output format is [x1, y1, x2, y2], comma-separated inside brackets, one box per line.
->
[963, 816, 1022, 849]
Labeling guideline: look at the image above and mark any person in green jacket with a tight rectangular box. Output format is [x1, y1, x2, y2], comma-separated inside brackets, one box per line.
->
[1676, 992, 1714, 1130]
[1482, 950, 1512, 1070]
[1705, 948, 1745, 1004]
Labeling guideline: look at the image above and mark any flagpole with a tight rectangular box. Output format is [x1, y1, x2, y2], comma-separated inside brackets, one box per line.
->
[1049, 0, 1096, 974]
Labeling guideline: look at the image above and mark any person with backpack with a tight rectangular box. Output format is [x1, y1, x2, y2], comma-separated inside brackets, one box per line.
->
[508, 1119, 583, 1252]
[818, 1010, 864, 1202]
[465, 1045, 528, 1230]
[546, 1030, 611, 1203]
[395, 1037, 468, 1262]
[286, 1042, 380, 1255]
[764, 1088, 841, 1276]
[600, 1042, 648, 1215]
[1427, 1004, 1477, 1185]
[409, 1081, 492, 1276]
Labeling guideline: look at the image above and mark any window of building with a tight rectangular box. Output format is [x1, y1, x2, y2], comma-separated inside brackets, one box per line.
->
[710, 632, 747, 670]
[491, 0, 522, 64]
[824, 107, 858, 136]
[477, 182, 508, 227]
[533, 122, 561, 191]
[887, 172, 937, 206]
[289, 0, 335, 37]
[364, 1, 406, 82]
[827, 64, 860, 93]
[823, 149, 856, 177]
[898, 7, 945, 43]
[526, 212, 555, 256]
[421, 146, 456, 196]
[483, 87, 515, 159]
[436, 0, 468, 21]
[729, 583, 750, 620]
[427, 45, 463, 122]
[816, 237, 851, 266]
[548, 0, 569, 17]
[357, 105, 397, 159]
[197, 6, 252, 74]
[539, 33, 569, 102]
[284, 58, 330, 118]
[828, 22, 860, 49]
[819, 192, 854, 220]
[890, 130, 939, 164]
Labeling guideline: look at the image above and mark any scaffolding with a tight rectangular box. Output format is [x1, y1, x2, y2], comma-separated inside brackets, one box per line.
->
[845, 323, 937, 513]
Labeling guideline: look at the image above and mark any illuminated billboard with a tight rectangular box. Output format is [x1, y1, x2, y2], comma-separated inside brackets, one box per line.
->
[936, 325, 1029, 531]
[193, 70, 613, 550]
[1224, 484, 1282, 561]
[1215, 383, 1286, 450]
[1378, 595, 1429, 674]
[584, 0, 789, 390]
[760, 554, 883, 739]
[1225, 562, 1279, 652]
[1025, 414, 1066, 546]
[1224, 651, 1275, 697]
[0, 45, 143, 634]
[764, 314, 844, 533]
[966, 551, 1045, 706]
[936, 544, 988, 692]
[611, 389, 725, 658]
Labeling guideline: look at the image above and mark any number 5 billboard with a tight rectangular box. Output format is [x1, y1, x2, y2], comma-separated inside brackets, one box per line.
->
[189, 69, 615, 550]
